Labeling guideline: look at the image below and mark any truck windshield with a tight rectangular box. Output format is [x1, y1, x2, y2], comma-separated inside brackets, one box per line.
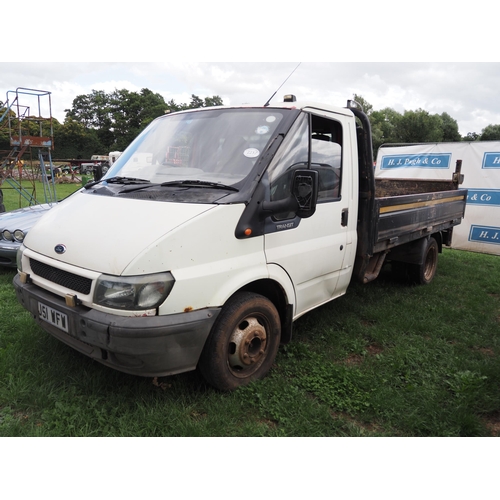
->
[104, 108, 286, 188]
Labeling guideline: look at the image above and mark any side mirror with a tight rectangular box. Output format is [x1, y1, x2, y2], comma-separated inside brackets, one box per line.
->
[293, 169, 318, 218]
[261, 169, 318, 219]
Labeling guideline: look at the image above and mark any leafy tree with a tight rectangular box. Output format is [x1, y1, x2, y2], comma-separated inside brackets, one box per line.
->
[352, 94, 374, 115]
[439, 112, 461, 142]
[395, 109, 444, 143]
[64, 89, 224, 154]
[370, 107, 402, 151]
[54, 117, 103, 158]
[201, 95, 224, 108]
[479, 124, 500, 141]
[65, 90, 114, 148]
[463, 131, 479, 141]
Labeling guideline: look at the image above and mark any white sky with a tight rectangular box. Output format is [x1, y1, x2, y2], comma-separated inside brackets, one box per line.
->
[2, 61, 499, 137]
[2, 2, 499, 138]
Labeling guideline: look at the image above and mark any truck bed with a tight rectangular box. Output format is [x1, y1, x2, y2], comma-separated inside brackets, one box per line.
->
[372, 178, 467, 253]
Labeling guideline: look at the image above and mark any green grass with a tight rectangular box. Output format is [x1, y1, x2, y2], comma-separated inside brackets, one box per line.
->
[0, 249, 499, 436]
[1, 180, 82, 212]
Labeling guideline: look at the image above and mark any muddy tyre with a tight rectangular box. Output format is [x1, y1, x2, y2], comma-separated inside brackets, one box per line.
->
[408, 237, 439, 285]
[198, 292, 281, 391]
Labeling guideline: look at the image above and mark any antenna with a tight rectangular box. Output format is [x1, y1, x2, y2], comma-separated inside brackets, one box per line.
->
[264, 62, 301, 107]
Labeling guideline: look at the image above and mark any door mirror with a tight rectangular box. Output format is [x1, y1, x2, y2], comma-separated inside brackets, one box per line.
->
[261, 169, 318, 219]
[292, 169, 318, 218]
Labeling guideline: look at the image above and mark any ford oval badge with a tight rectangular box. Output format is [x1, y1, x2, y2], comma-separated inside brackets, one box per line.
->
[54, 244, 66, 254]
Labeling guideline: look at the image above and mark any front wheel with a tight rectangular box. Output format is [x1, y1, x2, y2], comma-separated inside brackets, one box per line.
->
[408, 237, 439, 285]
[198, 292, 281, 391]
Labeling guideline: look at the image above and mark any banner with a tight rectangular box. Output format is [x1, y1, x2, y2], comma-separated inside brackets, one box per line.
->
[375, 142, 500, 256]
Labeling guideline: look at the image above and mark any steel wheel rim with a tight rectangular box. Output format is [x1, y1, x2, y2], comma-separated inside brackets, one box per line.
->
[423, 245, 437, 281]
[227, 315, 268, 377]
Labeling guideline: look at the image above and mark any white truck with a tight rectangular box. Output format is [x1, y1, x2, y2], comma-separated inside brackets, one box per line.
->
[13, 96, 467, 390]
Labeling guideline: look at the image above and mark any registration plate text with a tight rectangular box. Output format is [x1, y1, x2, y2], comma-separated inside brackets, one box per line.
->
[38, 302, 69, 333]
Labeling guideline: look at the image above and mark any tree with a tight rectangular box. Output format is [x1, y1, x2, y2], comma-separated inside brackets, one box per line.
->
[352, 94, 374, 115]
[54, 117, 103, 158]
[64, 89, 225, 153]
[370, 107, 402, 152]
[479, 124, 500, 141]
[107, 88, 167, 150]
[395, 109, 444, 143]
[463, 132, 479, 141]
[439, 112, 461, 142]
[65, 90, 114, 147]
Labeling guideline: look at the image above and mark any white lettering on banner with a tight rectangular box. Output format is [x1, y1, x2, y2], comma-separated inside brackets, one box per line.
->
[493, 157, 500, 164]
[470, 226, 500, 245]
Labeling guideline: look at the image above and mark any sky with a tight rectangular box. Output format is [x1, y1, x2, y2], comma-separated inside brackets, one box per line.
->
[1, 61, 499, 137]
[2, 1, 498, 140]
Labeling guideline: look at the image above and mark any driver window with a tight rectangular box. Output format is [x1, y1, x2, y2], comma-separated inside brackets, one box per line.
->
[311, 115, 342, 200]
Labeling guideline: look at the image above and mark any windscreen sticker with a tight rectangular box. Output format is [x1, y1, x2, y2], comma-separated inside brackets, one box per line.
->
[266, 116, 277, 123]
[255, 125, 269, 135]
[244, 148, 260, 158]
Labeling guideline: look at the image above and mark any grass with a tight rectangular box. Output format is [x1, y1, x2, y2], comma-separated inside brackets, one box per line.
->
[1, 179, 82, 212]
[0, 248, 499, 437]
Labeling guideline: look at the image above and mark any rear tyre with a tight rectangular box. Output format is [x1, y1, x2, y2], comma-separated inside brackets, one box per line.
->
[198, 292, 281, 391]
[408, 237, 439, 285]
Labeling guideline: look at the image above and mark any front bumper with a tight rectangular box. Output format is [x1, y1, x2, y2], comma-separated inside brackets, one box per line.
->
[13, 274, 220, 377]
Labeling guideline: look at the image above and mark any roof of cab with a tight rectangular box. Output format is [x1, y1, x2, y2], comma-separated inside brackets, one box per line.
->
[164, 97, 355, 119]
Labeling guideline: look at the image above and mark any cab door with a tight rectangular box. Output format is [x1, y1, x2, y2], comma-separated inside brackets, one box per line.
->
[264, 110, 354, 318]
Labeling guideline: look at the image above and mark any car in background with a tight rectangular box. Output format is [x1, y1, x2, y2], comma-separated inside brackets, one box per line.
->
[0, 203, 56, 268]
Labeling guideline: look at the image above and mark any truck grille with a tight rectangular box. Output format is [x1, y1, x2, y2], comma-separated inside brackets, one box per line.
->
[30, 258, 92, 295]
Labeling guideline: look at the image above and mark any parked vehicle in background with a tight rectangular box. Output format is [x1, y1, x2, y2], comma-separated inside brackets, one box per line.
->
[13, 96, 467, 391]
[109, 151, 122, 166]
[0, 203, 55, 267]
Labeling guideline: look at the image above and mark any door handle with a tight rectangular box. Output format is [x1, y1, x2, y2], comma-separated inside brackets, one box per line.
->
[341, 208, 349, 227]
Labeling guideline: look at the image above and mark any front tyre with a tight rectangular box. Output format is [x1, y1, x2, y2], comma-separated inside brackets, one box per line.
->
[198, 292, 281, 391]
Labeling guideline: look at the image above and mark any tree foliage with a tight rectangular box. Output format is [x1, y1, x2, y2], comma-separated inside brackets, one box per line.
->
[60, 89, 224, 156]
[479, 124, 500, 141]
[352, 95, 469, 155]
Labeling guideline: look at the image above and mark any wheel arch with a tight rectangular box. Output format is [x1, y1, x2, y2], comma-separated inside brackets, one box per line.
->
[234, 278, 294, 345]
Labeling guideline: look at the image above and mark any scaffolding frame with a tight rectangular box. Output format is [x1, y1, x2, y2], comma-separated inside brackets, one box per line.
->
[0, 87, 58, 209]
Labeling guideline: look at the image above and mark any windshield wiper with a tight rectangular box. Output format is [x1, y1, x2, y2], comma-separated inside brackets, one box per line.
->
[159, 180, 239, 192]
[84, 176, 152, 190]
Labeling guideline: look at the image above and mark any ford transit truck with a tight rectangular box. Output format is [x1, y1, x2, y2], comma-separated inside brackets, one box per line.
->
[13, 96, 467, 390]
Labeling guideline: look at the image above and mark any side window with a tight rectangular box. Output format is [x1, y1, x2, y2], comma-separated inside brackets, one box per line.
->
[311, 115, 342, 200]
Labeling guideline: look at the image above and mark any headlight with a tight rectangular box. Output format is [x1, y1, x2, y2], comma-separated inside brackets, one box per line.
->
[2, 229, 12, 241]
[94, 272, 175, 311]
[13, 229, 25, 242]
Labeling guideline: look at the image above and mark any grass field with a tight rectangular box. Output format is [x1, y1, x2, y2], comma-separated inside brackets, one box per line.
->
[1, 179, 82, 212]
[0, 246, 498, 437]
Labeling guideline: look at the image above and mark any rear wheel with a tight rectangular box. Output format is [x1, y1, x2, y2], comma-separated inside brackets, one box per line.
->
[198, 292, 281, 391]
[409, 237, 439, 285]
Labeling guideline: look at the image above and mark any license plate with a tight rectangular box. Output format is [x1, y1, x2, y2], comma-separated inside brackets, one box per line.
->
[38, 302, 69, 333]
